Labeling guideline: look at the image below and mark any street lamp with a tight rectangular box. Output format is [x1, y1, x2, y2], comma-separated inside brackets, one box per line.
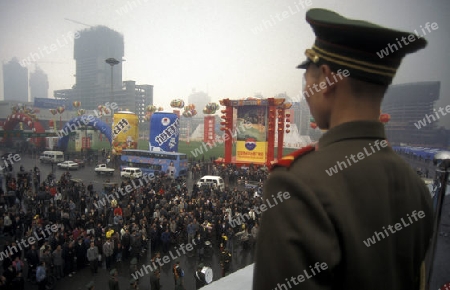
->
[105, 57, 120, 110]
[105, 57, 119, 167]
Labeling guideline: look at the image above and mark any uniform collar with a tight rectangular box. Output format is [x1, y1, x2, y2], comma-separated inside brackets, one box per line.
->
[318, 120, 386, 149]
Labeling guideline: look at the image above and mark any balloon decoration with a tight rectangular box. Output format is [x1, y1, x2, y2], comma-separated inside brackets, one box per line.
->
[144, 105, 164, 121]
[56, 106, 65, 114]
[203, 102, 220, 115]
[170, 99, 185, 109]
[11, 104, 36, 117]
[72, 101, 81, 108]
[77, 109, 86, 116]
[49, 109, 57, 115]
[183, 104, 197, 118]
[146, 105, 157, 113]
[379, 113, 390, 123]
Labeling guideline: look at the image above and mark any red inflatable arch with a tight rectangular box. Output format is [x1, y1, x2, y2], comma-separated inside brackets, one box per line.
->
[2, 113, 45, 146]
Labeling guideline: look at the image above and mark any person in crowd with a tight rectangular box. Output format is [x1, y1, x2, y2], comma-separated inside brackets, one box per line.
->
[108, 269, 120, 290]
[129, 278, 139, 290]
[220, 246, 232, 277]
[194, 264, 206, 290]
[36, 261, 46, 290]
[87, 241, 99, 275]
[86, 281, 95, 290]
[52, 245, 64, 280]
[150, 270, 161, 290]
[25, 244, 40, 281]
[172, 260, 184, 287]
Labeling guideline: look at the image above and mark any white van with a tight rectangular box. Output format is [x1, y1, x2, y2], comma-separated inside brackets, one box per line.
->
[196, 175, 225, 190]
[39, 151, 64, 164]
[120, 167, 143, 179]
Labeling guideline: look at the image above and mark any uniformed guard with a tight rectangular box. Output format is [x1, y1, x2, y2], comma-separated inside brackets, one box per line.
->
[253, 8, 433, 290]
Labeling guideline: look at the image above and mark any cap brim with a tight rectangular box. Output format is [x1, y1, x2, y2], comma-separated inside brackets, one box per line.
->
[296, 58, 311, 69]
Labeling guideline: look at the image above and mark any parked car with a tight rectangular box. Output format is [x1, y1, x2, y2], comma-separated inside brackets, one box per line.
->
[40, 151, 64, 164]
[57, 161, 79, 170]
[120, 167, 142, 179]
[95, 164, 115, 176]
[73, 158, 86, 168]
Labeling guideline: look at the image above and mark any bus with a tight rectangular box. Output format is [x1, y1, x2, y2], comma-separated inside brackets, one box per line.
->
[120, 149, 188, 178]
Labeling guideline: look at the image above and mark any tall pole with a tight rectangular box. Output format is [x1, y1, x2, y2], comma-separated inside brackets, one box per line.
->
[105, 58, 119, 166]
[105, 58, 119, 113]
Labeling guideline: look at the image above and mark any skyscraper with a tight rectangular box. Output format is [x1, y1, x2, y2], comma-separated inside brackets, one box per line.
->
[73, 25, 124, 109]
[3, 57, 28, 102]
[29, 66, 49, 102]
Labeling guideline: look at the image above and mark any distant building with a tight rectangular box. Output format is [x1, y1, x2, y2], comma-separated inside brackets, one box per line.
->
[53, 26, 153, 120]
[29, 66, 49, 102]
[72, 25, 124, 109]
[114, 81, 153, 122]
[3, 58, 28, 102]
[54, 81, 153, 122]
[188, 90, 211, 117]
[381, 81, 441, 146]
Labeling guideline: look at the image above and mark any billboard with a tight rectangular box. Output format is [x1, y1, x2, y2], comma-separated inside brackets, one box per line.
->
[112, 111, 139, 155]
[34, 98, 74, 110]
[149, 112, 179, 152]
[236, 105, 267, 163]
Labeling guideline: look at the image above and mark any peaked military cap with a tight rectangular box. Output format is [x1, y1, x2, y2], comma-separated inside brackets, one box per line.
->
[297, 8, 427, 85]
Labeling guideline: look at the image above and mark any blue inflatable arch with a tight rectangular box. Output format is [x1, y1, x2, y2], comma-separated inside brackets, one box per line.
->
[57, 116, 112, 150]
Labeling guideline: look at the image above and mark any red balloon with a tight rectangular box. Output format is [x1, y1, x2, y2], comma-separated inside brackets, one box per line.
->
[379, 113, 390, 123]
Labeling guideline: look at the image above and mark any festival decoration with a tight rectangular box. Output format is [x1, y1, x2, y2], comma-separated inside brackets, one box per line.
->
[182, 104, 197, 118]
[203, 102, 220, 114]
[170, 99, 185, 108]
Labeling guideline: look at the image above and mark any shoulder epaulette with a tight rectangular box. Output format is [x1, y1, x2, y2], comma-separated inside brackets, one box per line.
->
[270, 144, 316, 171]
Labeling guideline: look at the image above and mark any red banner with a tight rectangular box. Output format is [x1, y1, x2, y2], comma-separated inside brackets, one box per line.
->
[82, 137, 91, 149]
[204, 115, 215, 144]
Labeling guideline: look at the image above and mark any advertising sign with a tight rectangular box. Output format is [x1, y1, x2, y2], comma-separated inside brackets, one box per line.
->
[149, 112, 179, 152]
[112, 111, 139, 155]
[236, 105, 267, 163]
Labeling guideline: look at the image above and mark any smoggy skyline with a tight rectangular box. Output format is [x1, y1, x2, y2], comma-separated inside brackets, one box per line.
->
[0, 0, 449, 125]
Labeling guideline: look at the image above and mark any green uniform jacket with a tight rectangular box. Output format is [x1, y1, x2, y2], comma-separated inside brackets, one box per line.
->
[253, 121, 433, 290]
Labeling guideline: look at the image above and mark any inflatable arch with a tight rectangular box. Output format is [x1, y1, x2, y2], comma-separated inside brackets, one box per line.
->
[57, 116, 112, 150]
[2, 113, 45, 145]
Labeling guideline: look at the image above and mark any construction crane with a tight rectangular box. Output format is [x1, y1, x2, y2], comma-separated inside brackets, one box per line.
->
[64, 18, 92, 27]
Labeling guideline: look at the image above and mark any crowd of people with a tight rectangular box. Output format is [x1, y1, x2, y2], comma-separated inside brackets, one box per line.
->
[0, 155, 269, 289]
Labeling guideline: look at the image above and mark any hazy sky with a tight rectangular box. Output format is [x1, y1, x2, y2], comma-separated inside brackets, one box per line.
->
[0, 0, 449, 124]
